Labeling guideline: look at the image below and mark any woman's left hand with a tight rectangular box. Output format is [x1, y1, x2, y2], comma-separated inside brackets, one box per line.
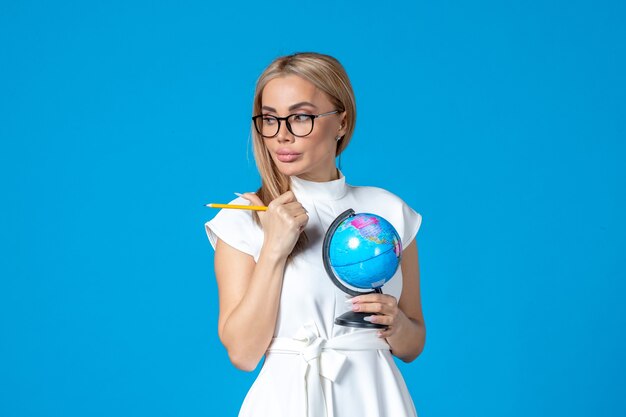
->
[349, 294, 405, 338]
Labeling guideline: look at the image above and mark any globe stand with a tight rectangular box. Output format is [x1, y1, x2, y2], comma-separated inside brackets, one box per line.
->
[334, 288, 385, 329]
[322, 208, 388, 330]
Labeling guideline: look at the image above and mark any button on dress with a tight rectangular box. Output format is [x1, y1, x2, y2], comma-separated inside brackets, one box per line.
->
[205, 170, 423, 417]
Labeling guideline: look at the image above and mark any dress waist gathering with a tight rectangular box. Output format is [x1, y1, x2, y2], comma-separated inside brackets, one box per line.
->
[266, 322, 390, 417]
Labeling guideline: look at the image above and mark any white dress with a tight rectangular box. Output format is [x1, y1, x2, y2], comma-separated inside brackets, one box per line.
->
[205, 170, 423, 417]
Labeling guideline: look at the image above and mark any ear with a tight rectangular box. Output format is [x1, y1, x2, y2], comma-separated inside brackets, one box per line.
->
[338, 111, 348, 137]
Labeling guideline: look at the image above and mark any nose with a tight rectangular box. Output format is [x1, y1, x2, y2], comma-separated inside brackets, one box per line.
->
[276, 120, 295, 143]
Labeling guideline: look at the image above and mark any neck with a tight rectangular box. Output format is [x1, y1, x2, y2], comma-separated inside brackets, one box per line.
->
[296, 167, 339, 183]
[289, 168, 347, 201]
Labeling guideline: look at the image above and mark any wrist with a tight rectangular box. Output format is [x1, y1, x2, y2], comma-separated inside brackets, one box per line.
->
[393, 309, 411, 334]
[259, 244, 289, 264]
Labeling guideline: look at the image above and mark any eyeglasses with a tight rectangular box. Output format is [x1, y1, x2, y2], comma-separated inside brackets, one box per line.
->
[252, 110, 339, 138]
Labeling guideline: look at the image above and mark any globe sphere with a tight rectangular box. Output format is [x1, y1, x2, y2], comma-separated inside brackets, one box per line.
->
[327, 212, 402, 290]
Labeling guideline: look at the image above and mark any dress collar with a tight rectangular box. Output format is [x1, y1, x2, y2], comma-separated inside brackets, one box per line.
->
[290, 169, 348, 201]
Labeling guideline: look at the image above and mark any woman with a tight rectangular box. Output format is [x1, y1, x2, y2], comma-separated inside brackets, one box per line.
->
[205, 52, 425, 417]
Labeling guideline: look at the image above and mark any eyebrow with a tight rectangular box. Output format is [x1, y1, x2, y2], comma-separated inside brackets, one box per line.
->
[262, 102, 319, 112]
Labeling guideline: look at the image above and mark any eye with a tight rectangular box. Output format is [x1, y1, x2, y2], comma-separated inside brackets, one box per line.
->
[263, 116, 277, 125]
[292, 114, 311, 123]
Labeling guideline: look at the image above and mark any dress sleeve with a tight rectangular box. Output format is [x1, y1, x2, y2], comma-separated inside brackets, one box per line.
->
[400, 199, 422, 249]
[353, 186, 422, 250]
[204, 197, 263, 259]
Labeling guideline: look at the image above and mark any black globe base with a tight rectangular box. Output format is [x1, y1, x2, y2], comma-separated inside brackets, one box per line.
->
[334, 311, 387, 329]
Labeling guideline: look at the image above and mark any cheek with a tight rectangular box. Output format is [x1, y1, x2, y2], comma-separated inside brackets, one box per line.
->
[307, 136, 336, 158]
[309, 132, 336, 150]
[313, 126, 338, 149]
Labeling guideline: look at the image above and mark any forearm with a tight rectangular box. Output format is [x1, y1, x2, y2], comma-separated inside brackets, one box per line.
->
[221, 246, 287, 371]
[385, 310, 426, 362]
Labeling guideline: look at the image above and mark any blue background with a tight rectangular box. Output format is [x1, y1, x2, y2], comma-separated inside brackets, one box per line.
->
[1, 1, 624, 416]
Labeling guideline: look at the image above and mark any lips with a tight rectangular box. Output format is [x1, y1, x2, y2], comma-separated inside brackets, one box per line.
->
[276, 149, 301, 163]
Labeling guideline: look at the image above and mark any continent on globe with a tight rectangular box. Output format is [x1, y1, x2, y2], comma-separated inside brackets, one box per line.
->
[328, 212, 402, 289]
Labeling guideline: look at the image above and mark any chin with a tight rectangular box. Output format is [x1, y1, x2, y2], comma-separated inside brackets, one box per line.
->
[273, 160, 306, 177]
[276, 165, 304, 177]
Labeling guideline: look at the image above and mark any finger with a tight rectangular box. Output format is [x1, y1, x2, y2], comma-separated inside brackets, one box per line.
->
[283, 201, 308, 214]
[276, 205, 307, 220]
[271, 190, 296, 206]
[351, 294, 396, 308]
[364, 314, 394, 326]
[351, 293, 395, 303]
[240, 192, 265, 207]
[377, 327, 395, 338]
[353, 303, 398, 319]
[283, 207, 308, 219]
[277, 211, 307, 231]
[294, 212, 309, 231]
[352, 302, 388, 314]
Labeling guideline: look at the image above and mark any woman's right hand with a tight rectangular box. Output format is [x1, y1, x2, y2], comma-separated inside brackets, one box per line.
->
[240, 191, 309, 259]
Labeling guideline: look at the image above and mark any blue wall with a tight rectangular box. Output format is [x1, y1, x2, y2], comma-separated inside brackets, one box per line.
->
[1, 1, 624, 416]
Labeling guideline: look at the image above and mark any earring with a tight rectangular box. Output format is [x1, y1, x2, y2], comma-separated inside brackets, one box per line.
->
[335, 136, 342, 142]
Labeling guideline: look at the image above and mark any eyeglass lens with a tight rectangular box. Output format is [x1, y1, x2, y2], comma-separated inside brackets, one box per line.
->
[256, 114, 314, 138]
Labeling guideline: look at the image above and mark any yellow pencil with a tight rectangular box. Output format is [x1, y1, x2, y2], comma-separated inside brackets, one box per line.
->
[205, 203, 268, 211]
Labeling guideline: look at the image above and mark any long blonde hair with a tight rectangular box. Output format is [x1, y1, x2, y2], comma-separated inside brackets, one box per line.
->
[250, 52, 357, 259]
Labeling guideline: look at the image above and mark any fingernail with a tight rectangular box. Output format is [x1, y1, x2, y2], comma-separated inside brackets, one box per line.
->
[363, 316, 373, 322]
[234, 192, 243, 197]
[345, 298, 354, 304]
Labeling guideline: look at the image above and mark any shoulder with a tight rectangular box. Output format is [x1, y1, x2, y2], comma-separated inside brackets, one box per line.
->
[204, 197, 260, 235]
[206, 197, 258, 224]
[348, 184, 409, 206]
[346, 184, 422, 249]
[204, 197, 263, 258]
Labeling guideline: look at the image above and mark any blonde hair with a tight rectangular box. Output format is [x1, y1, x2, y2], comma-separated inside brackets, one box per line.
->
[250, 52, 357, 259]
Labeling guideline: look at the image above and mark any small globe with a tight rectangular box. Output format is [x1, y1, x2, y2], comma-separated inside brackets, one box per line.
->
[327, 212, 402, 290]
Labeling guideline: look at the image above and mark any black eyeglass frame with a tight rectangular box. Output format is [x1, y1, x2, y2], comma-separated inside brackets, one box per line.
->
[252, 110, 340, 138]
